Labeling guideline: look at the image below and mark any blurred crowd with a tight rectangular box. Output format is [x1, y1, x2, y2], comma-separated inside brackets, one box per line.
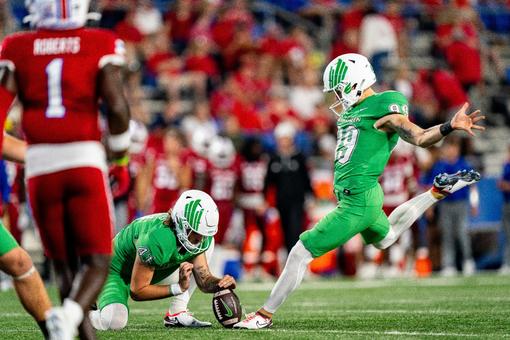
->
[1, 0, 510, 284]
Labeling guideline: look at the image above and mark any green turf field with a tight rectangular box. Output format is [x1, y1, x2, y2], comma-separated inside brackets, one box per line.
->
[1, 274, 509, 339]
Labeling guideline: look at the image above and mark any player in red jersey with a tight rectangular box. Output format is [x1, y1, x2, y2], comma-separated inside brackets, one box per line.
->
[148, 129, 191, 213]
[184, 127, 216, 191]
[238, 137, 273, 278]
[378, 141, 420, 276]
[0, 1, 130, 339]
[206, 136, 240, 245]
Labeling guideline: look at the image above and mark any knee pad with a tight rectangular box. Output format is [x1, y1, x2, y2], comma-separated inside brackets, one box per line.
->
[100, 303, 128, 330]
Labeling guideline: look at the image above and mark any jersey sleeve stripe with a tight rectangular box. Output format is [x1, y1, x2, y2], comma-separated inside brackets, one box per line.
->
[98, 54, 125, 69]
[0, 60, 15, 71]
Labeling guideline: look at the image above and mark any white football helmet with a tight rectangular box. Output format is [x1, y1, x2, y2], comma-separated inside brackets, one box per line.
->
[172, 190, 219, 255]
[24, 0, 98, 29]
[323, 53, 376, 115]
[208, 136, 236, 169]
[190, 127, 216, 157]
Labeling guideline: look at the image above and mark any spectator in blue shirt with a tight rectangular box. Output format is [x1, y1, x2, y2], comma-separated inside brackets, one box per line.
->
[498, 145, 510, 275]
[428, 138, 479, 276]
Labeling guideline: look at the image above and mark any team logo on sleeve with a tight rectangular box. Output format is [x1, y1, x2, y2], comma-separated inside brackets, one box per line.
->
[137, 246, 154, 265]
[389, 104, 400, 113]
[389, 103, 409, 115]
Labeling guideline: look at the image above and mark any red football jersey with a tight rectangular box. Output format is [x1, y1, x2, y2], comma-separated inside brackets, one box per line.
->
[183, 149, 209, 191]
[380, 154, 418, 209]
[151, 156, 182, 213]
[0, 28, 124, 144]
[240, 159, 267, 195]
[206, 158, 240, 203]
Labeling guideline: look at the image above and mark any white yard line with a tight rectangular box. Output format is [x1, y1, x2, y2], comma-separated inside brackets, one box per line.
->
[238, 277, 509, 292]
[267, 329, 498, 337]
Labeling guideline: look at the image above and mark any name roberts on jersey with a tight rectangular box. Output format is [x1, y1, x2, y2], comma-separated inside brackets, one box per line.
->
[33, 37, 81, 55]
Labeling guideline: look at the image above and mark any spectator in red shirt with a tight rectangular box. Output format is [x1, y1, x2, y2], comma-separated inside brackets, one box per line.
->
[412, 69, 441, 127]
[340, 0, 368, 32]
[431, 61, 468, 116]
[164, 0, 197, 53]
[445, 31, 482, 92]
[184, 36, 220, 93]
[259, 23, 286, 58]
[329, 30, 358, 61]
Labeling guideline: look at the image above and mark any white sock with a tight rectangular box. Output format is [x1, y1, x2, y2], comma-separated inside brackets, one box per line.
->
[63, 298, 84, 328]
[375, 190, 438, 249]
[168, 239, 214, 314]
[168, 283, 193, 314]
[263, 241, 313, 314]
[90, 303, 128, 330]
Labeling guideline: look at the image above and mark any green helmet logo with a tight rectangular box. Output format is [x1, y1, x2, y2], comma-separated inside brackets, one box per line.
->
[344, 83, 352, 94]
[184, 199, 204, 232]
[328, 58, 348, 89]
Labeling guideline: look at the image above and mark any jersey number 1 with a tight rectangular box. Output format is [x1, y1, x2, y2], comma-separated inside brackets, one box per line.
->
[45, 58, 66, 118]
[335, 126, 359, 164]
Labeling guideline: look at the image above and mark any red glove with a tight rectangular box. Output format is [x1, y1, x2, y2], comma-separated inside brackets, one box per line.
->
[109, 163, 130, 200]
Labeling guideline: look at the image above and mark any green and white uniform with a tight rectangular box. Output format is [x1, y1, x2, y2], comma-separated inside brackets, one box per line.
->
[0, 222, 19, 257]
[300, 91, 408, 257]
[97, 213, 212, 310]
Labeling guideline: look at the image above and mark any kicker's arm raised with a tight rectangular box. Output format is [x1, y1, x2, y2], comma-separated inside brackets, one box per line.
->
[374, 103, 485, 148]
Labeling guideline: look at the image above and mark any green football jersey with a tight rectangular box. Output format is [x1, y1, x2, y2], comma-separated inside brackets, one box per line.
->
[334, 91, 408, 195]
[111, 213, 212, 284]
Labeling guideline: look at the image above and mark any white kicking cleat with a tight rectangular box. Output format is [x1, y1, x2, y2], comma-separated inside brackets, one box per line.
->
[433, 169, 480, 196]
[163, 310, 211, 328]
[233, 312, 273, 330]
[46, 307, 78, 340]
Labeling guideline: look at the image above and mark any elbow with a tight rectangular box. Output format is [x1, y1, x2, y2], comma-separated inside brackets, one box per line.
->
[129, 289, 144, 301]
[414, 137, 431, 148]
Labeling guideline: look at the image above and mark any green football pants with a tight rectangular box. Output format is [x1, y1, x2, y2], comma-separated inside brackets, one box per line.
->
[300, 183, 390, 258]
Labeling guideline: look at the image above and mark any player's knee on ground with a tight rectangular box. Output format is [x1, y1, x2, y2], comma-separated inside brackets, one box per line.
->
[0, 247, 33, 277]
[91, 303, 128, 330]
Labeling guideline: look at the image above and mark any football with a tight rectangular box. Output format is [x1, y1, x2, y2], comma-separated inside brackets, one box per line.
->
[212, 289, 242, 328]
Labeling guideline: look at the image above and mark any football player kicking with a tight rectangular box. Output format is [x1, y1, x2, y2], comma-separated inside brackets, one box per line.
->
[90, 190, 236, 330]
[234, 53, 485, 329]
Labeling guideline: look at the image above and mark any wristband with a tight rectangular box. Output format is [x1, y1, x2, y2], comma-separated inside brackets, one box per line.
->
[108, 129, 131, 152]
[170, 283, 184, 296]
[111, 155, 129, 166]
[439, 121, 454, 136]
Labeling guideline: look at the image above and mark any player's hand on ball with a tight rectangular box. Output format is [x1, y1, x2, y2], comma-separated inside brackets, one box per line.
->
[178, 262, 194, 291]
[451, 102, 485, 136]
[218, 275, 236, 289]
